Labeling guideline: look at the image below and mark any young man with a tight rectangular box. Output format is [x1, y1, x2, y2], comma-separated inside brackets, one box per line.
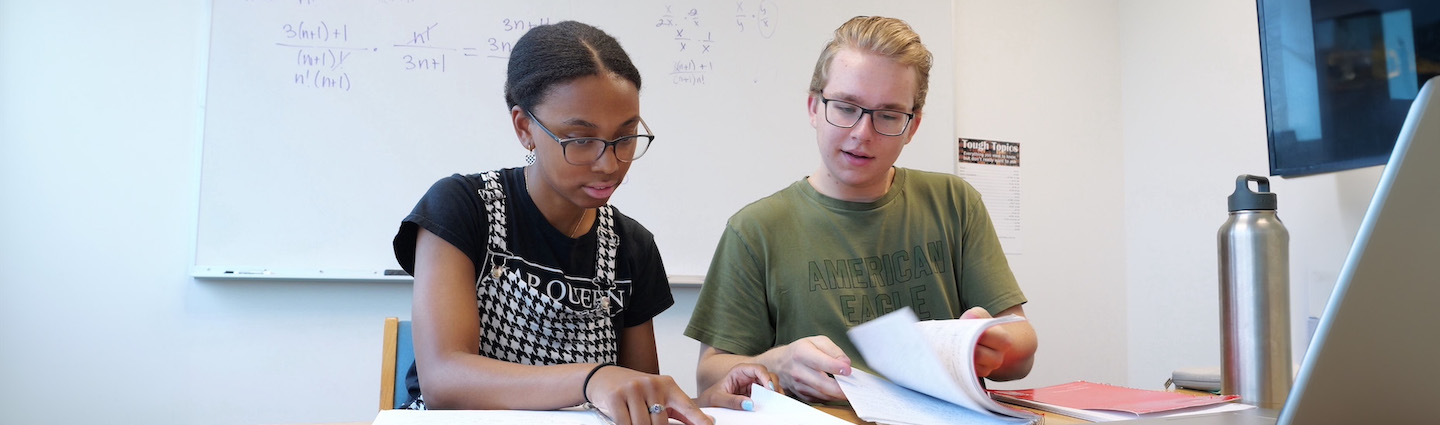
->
[685, 16, 1037, 403]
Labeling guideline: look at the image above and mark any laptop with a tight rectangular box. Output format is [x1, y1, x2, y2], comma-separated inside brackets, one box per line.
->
[1126, 77, 1440, 424]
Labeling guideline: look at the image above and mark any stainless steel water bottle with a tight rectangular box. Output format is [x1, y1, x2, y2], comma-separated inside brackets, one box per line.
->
[1218, 174, 1292, 409]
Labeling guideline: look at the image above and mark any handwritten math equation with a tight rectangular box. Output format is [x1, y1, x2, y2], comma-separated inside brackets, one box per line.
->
[278, 20, 364, 91]
[273, 17, 550, 92]
[652, 0, 777, 86]
[261, 1, 778, 92]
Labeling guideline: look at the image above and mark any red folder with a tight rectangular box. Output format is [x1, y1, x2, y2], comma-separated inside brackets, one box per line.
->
[990, 381, 1239, 416]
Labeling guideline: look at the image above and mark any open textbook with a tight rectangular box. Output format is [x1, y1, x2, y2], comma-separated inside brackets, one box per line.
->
[836, 307, 1039, 425]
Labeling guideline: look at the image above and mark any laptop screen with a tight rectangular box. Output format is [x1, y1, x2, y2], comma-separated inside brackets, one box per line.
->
[1279, 76, 1440, 424]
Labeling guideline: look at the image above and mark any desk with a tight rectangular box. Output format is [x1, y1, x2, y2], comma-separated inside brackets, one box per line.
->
[812, 405, 1090, 425]
[298, 403, 1091, 425]
[284, 389, 1222, 424]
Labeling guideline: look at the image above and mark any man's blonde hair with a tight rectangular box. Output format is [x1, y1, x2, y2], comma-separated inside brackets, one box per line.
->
[808, 16, 933, 112]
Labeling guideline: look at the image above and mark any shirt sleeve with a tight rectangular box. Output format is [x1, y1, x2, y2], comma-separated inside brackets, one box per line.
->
[617, 215, 674, 328]
[392, 174, 488, 275]
[685, 222, 774, 356]
[955, 179, 1027, 314]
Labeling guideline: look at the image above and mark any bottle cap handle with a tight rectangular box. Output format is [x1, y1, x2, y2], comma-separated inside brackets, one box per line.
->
[1228, 174, 1278, 211]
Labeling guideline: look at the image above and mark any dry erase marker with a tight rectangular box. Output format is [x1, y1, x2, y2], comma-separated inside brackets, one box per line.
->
[225, 270, 272, 275]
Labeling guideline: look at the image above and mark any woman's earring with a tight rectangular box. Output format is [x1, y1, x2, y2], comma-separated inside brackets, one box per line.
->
[525, 150, 535, 165]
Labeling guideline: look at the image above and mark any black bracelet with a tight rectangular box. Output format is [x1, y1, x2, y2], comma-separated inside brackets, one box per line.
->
[582, 362, 615, 404]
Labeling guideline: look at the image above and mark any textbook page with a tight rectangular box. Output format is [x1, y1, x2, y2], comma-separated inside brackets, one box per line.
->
[847, 307, 1032, 418]
[914, 314, 1027, 415]
[838, 368, 1033, 425]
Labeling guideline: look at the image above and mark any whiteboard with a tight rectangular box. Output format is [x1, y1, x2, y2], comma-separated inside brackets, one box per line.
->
[195, 0, 956, 280]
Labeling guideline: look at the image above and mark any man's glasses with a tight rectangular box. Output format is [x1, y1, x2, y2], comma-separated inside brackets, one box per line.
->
[819, 95, 915, 136]
[526, 109, 655, 166]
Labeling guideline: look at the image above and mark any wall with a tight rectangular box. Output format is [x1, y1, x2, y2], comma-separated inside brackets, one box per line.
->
[0, 1, 1384, 424]
[0, 2, 412, 424]
[1, 1, 199, 423]
[1118, 0, 1381, 388]
[1119, 0, 1268, 389]
[952, 0, 1129, 389]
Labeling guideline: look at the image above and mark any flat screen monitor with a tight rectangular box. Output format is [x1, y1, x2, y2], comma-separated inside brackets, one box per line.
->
[1257, 0, 1440, 177]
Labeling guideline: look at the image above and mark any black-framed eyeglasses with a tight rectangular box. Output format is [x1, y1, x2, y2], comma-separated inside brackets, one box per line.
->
[525, 109, 656, 166]
[819, 95, 915, 136]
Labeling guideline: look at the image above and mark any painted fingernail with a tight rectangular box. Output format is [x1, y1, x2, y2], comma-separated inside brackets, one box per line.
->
[766, 382, 775, 391]
[742, 399, 754, 411]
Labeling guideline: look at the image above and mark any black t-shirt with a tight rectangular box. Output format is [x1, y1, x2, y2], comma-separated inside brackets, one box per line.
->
[392, 167, 674, 403]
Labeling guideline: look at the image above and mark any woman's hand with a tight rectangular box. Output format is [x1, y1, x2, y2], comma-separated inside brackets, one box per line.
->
[697, 363, 780, 410]
[585, 365, 712, 425]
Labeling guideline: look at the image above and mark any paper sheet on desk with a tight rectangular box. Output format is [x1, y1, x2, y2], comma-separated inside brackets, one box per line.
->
[703, 383, 853, 424]
[371, 384, 848, 425]
[374, 409, 599, 425]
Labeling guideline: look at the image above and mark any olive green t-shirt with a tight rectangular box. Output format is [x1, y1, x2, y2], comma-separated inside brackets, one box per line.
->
[684, 167, 1026, 373]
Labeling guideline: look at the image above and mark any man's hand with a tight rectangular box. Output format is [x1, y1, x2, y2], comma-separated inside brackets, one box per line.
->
[960, 306, 1013, 379]
[764, 335, 853, 402]
[696, 363, 780, 411]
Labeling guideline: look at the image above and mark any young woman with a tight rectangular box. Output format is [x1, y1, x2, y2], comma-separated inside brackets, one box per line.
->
[392, 21, 774, 425]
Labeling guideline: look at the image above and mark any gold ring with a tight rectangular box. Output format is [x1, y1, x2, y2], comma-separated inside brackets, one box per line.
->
[648, 403, 664, 414]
